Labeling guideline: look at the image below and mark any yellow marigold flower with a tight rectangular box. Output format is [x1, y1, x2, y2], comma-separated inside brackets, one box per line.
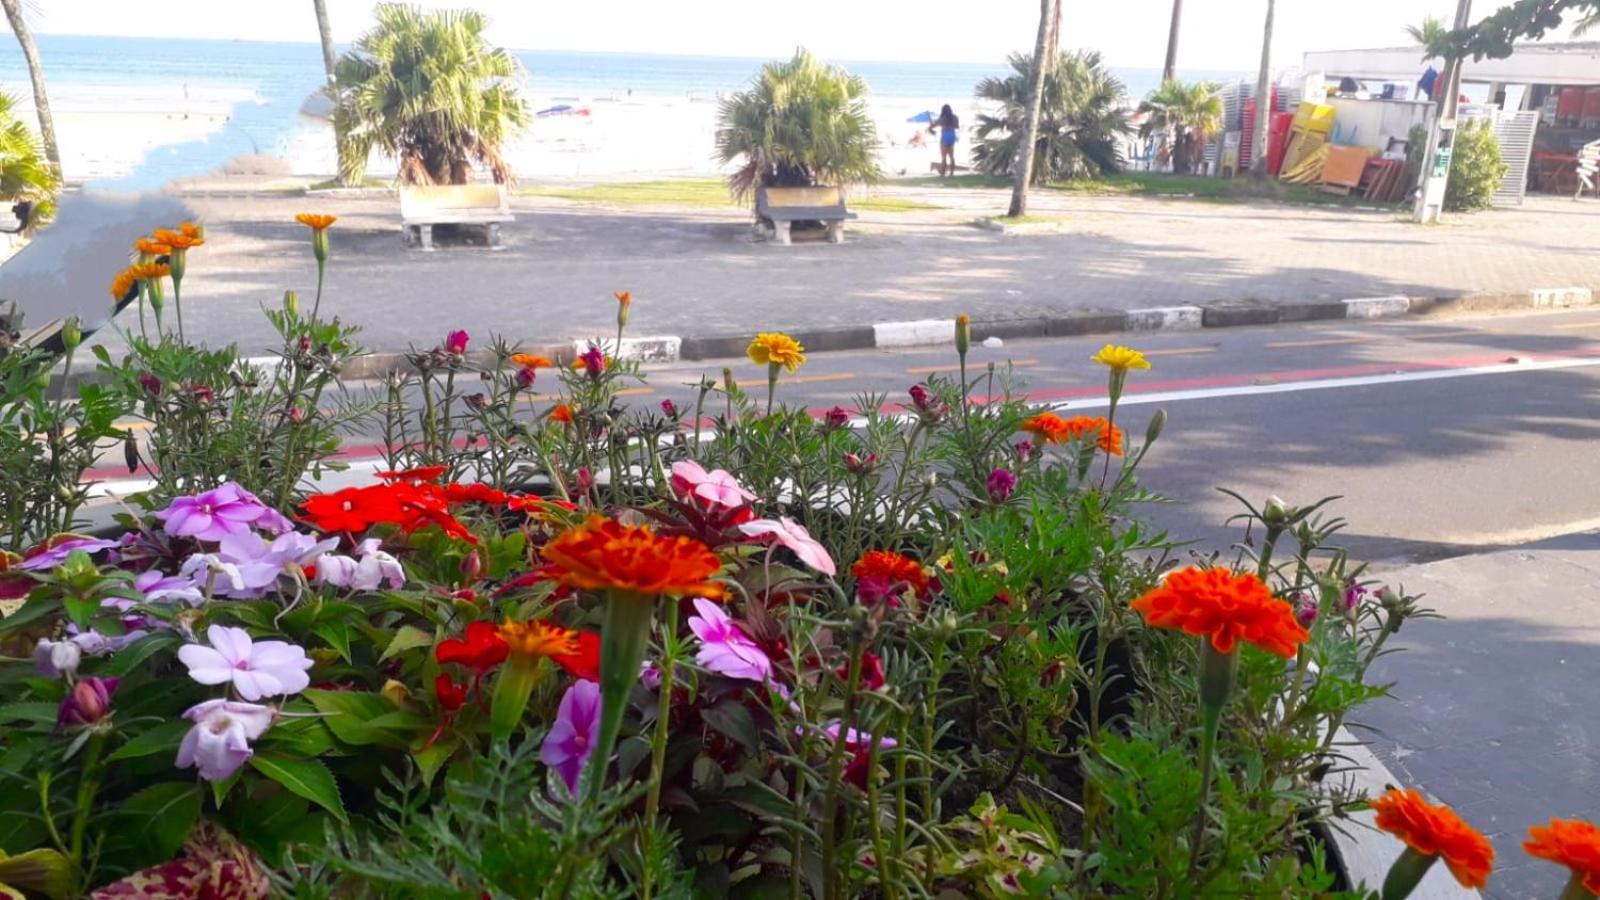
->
[134, 237, 170, 256]
[128, 262, 170, 281]
[511, 353, 552, 369]
[497, 619, 579, 660]
[179, 221, 203, 239]
[747, 332, 807, 372]
[109, 267, 138, 300]
[295, 213, 337, 232]
[154, 228, 203, 250]
[1090, 344, 1151, 373]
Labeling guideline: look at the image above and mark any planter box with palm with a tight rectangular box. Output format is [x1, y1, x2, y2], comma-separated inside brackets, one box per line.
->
[1139, 79, 1222, 176]
[715, 49, 881, 233]
[972, 50, 1132, 185]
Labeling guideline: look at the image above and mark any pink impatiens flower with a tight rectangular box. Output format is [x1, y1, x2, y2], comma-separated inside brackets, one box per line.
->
[177, 625, 313, 701]
[670, 459, 757, 510]
[687, 597, 772, 682]
[154, 482, 278, 543]
[738, 517, 836, 576]
[445, 329, 470, 355]
[175, 699, 276, 781]
[316, 538, 406, 591]
[541, 679, 601, 794]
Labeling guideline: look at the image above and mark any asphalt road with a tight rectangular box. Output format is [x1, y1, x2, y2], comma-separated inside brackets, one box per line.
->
[90, 306, 1600, 563]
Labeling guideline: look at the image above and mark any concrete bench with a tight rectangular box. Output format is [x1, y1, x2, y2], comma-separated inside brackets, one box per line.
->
[399, 184, 513, 251]
[755, 186, 857, 245]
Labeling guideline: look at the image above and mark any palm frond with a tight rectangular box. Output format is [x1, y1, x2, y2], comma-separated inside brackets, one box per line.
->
[970, 50, 1132, 184]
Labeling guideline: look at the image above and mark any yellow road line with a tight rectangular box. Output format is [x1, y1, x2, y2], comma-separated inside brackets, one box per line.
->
[788, 372, 859, 385]
[1263, 337, 1364, 349]
[1401, 330, 1485, 341]
[1552, 320, 1600, 330]
[615, 386, 656, 397]
[906, 358, 1038, 375]
[1141, 346, 1217, 357]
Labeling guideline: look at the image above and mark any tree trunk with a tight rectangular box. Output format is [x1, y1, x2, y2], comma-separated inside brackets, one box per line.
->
[1, 0, 59, 176]
[313, 0, 337, 80]
[1162, 0, 1183, 84]
[1249, 0, 1275, 179]
[1173, 127, 1190, 175]
[1008, 0, 1057, 218]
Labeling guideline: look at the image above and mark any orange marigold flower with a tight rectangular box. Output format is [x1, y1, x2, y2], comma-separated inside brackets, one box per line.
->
[1019, 411, 1072, 444]
[109, 267, 138, 300]
[295, 213, 337, 232]
[1525, 819, 1600, 893]
[614, 290, 631, 307]
[178, 221, 203, 239]
[128, 262, 170, 281]
[1372, 788, 1494, 889]
[498, 619, 579, 660]
[1063, 415, 1125, 456]
[154, 228, 203, 250]
[541, 515, 724, 599]
[851, 550, 932, 598]
[548, 404, 574, 425]
[1130, 567, 1308, 658]
[511, 353, 552, 369]
[134, 237, 171, 256]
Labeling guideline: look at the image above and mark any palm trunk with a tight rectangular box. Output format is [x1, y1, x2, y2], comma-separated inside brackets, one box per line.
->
[1162, 0, 1183, 84]
[313, 0, 337, 79]
[1, 0, 59, 176]
[1008, 0, 1057, 218]
[1249, 0, 1275, 179]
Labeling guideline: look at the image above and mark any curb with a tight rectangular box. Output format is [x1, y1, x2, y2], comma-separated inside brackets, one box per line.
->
[53, 286, 1598, 389]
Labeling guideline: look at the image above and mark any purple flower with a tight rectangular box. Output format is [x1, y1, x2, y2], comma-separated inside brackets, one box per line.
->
[1342, 577, 1367, 612]
[578, 344, 605, 379]
[34, 638, 82, 677]
[640, 661, 662, 690]
[541, 679, 601, 795]
[17, 537, 121, 571]
[1290, 591, 1319, 628]
[687, 597, 773, 682]
[58, 676, 118, 727]
[660, 399, 679, 419]
[137, 372, 162, 396]
[175, 699, 275, 782]
[823, 406, 851, 430]
[908, 384, 948, 422]
[670, 460, 757, 510]
[67, 621, 149, 655]
[178, 625, 313, 701]
[191, 531, 337, 598]
[316, 538, 406, 591]
[515, 366, 537, 390]
[445, 329, 470, 355]
[986, 468, 1017, 503]
[1014, 440, 1036, 464]
[134, 569, 203, 606]
[154, 482, 272, 543]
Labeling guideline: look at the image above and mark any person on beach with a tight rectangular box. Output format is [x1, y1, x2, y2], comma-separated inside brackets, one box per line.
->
[930, 104, 960, 177]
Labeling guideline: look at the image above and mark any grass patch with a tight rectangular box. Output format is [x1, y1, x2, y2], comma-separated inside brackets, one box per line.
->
[308, 176, 389, 190]
[899, 174, 1013, 189]
[518, 178, 939, 211]
[986, 214, 1058, 225]
[897, 171, 1399, 209]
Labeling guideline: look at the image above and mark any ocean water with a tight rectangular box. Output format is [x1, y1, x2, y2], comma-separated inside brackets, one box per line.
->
[0, 35, 1249, 189]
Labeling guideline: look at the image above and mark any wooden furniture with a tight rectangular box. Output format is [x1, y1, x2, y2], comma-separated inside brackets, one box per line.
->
[399, 184, 513, 250]
[1577, 140, 1600, 199]
[755, 186, 857, 245]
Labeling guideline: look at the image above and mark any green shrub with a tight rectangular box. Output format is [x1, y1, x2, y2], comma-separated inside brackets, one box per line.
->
[1444, 120, 1508, 212]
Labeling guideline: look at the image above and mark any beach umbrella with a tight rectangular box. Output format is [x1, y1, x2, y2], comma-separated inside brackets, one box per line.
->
[907, 111, 934, 123]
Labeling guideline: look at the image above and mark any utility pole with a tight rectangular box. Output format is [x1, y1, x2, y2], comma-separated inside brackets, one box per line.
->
[1414, 0, 1472, 223]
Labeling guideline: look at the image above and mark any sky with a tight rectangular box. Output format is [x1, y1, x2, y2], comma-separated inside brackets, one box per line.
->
[19, 0, 1589, 70]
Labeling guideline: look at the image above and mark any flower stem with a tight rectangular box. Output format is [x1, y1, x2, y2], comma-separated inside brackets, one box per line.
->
[821, 648, 865, 900]
[311, 258, 326, 322]
[1559, 872, 1596, 900]
[581, 591, 655, 805]
[643, 601, 679, 826]
[1380, 847, 1438, 900]
[766, 362, 779, 416]
[1186, 644, 1236, 882]
[69, 731, 107, 882]
[172, 277, 185, 344]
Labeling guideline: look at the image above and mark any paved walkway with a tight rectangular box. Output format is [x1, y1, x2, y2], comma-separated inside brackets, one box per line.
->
[71, 184, 1600, 354]
[1363, 536, 1600, 899]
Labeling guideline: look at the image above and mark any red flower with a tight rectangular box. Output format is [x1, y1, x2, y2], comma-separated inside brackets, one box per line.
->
[435, 621, 510, 672]
[299, 485, 406, 533]
[435, 673, 467, 713]
[443, 482, 513, 506]
[839, 651, 886, 691]
[552, 630, 601, 681]
[375, 465, 448, 483]
[852, 550, 932, 600]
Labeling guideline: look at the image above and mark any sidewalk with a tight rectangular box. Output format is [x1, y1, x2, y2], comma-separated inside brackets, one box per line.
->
[63, 186, 1600, 358]
[1360, 534, 1600, 899]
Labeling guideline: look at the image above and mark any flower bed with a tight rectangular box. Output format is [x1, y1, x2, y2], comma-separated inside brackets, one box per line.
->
[2, 218, 1596, 898]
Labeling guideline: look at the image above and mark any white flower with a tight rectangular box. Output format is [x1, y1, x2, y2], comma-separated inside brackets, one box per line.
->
[179, 553, 246, 594]
[316, 538, 405, 591]
[33, 638, 81, 677]
[177, 624, 313, 701]
[175, 699, 276, 782]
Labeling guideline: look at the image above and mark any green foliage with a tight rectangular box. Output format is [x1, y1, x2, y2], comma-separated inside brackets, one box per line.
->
[972, 50, 1132, 183]
[1405, 15, 1452, 61]
[1444, 120, 1508, 212]
[333, 3, 530, 185]
[714, 49, 882, 203]
[1138, 79, 1222, 175]
[0, 91, 59, 228]
[1451, 0, 1594, 60]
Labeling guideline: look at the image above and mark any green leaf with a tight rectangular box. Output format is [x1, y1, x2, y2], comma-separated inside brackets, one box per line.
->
[0, 847, 73, 900]
[211, 771, 240, 808]
[260, 716, 338, 758]
[303, 689, 410, 747]
[312, 620, 352, 664]
[102, 631, 180, 676]
[490, 656, 547, 744]
[248, 754, 347, 824]
[411, 736, 458, 787]
[379, 624, 434, 663]
[0, 703, 59, 726]
[0, 593, 58, 633]
[701, 700, 760, 755]
[120, 782, 202, 860]
[106, 719, 192, 762]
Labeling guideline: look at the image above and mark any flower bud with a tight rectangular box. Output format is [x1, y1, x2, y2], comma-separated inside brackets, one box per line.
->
[1290, 590, 1318, 628]
[61, 316, 81, 352]
[986, 468, 1017, 503]
[722, 367, 735, 393]
[288, 406, 305, 425]
[123, 431, 140, 473]
[660, 398, 678, 418]
[1263, 495, 1290, 526]
[445, 329, 470, 356]
[954, 313, 971, 357]
[312, 228, 329, 265]
[515, 366, 537, 390]
[575, 467, 594, 494]
[137, 371, 162, 396]
[1145, 408, 1167, 445]
[283, 289, 299, 317]
[58, 676, 118, 727]
[464, 392, 487, 411]
[461, 550, 482, 582]
[822, 406, 850, 431]
[614, 291, 632, 330]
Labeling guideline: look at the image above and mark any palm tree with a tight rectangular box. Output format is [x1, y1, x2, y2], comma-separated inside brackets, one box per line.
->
[972, 50, 1131, 184]
[0, 0, 58, 176]
[1406, 15, 1451, 61]
[313, 0, 337, 78]
[1573, 8, 1598, 36]
[334, 4, 530, 185]
[1162, 0, 1184, 83]
[1008, 0, 1059, 217]
[0, 91, 59, 228]
[1249, 0, 1275, 179]
[1138, 79, 1221, 175]
[714, 49, 881, 204]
